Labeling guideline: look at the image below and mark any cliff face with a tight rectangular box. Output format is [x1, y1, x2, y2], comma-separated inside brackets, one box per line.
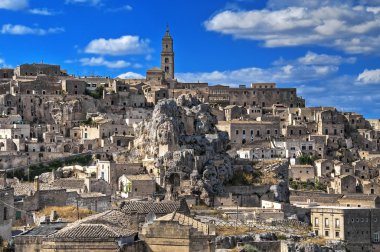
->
[132, 94, 236, 198]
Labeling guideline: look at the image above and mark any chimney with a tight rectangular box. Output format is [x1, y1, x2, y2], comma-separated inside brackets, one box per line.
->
[34, 176, 40, 191]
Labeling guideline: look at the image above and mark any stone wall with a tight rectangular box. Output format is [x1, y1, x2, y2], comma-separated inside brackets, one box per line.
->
[142, 221, 215, 252]
[0, 187, 14, 241]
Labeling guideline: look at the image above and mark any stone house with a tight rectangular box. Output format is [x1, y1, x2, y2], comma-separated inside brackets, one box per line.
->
[314, 159, 334, 178]
[118, 174, 156, 198]
[224, 105, 242, 121]
[41, 210, 140, 252]
[95, 160, 143, 193]
[333, 161, 354, 176]
[353, 159, 378, 179]
[207, 83, 305, 108]
[316, 110, 345, 137]
[0, 173, 14, 241]
[14, 63, 63, 77]
[286, 125, 309, 138]
[362, 180, 380, 195]
[288, 164, 315, 182]
[141, 212, 216, 252]
[273, 138, 315, 158]
[311, 207, 380, 251]
[61, 79, 87, 95]
[244, 106, 262, 120]
[327, 175, 357, 194]
[119, 199, 190, 228]
[15, 222, 68, 252]
[216, 120, 280, 146]
[338, 195, 380, 208]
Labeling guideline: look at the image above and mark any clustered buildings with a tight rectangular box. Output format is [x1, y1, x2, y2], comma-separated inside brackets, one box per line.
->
[0, 28, 380, 252]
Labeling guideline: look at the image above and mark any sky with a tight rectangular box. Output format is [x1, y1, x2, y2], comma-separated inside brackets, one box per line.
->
[0, 0, 380, 118]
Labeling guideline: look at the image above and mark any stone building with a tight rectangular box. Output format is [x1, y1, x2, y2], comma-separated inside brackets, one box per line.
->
[118, 174, 156, 198]
[141, 212, 216, 252]
[288, 164, 315, 182]
[333, 161, 354, 176]
[206, 83, 305, 108]
[41, 210, 140, 252]
[0, 171, 14, 241]
[14, 63, 64, 77]
[161, 26, 175, 80]
[15, 222, 68, 252]
[216, 120, 280, 145]
[61, 79, 87, 95]
[311, 207, 380, 251]
[119, 199, 190, 228]
[273, 138, 315, 158]
[353, 159, 378, 179]
[316, 110, 345, 137]
[314, 159, 334, 178]
[328, 175, 357, 194]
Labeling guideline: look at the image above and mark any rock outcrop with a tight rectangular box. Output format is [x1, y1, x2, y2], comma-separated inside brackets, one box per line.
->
[132, 94, 239, 199]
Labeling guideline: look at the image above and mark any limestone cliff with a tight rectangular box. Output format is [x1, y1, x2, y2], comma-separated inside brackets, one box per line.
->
[132, 94, 236, 199]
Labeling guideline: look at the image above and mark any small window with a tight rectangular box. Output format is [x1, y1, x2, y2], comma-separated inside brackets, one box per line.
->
[325, 230, 329, 237]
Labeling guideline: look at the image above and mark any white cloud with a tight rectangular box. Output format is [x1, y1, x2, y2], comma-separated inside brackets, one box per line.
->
[106, 5, 133, 12]
[85, 35, 151, 56]
[0, 0, 28, 10]
[1, 24, 64, 35]
[357, 69, 380, 84]
[177, 51, 350, 85]
[29, 8, 57, 16]
[65, 0, 101, 6]
[0, 58, 11, 68]
[205, 2, 380, 54]
[80, 57, 130, 69]
[297, 51, 356, 65]
[117, 72, 145, 79]
[177, 64, 337, 86]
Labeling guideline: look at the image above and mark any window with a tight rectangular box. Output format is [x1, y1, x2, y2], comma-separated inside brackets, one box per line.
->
[3, 207, 7, 220]
[335, 219, 340, 228]
[242, 130, 246, 135]
[315, 230, 319, 236]
[335, 232, 340, 238]
[236, 130, 239, 135]
[374, 232, 380, 243]
[325, 230, 329, 237]
[325, 218, 329, 228]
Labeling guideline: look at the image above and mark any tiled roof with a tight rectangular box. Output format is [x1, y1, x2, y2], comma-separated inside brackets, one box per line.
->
[120, 199, 190, 215]
[11, 181, 34, 196]
[49, 210, 137, 240]
[19, 222, 68, 236]
[340, 194, 379, 201]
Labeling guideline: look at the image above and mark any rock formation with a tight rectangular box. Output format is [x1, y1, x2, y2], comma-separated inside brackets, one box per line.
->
[132, 94, 239, 200]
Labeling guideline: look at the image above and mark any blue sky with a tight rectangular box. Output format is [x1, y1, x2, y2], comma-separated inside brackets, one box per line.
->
[1, 0, 380, 118]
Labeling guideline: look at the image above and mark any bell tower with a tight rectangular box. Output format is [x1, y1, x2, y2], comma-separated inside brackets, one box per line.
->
[161, 26, 174, 79]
